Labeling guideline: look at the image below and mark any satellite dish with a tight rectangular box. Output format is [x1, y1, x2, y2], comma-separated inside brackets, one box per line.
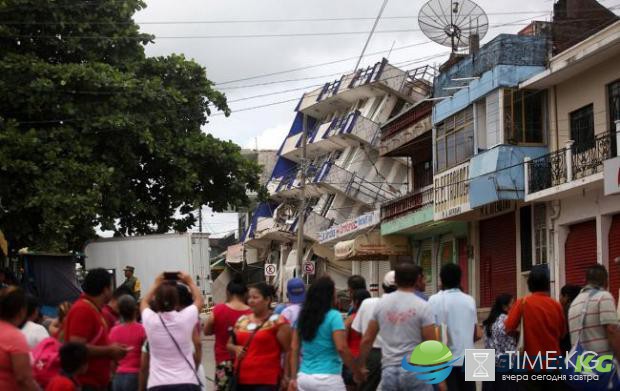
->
[418, 0, 489, 53]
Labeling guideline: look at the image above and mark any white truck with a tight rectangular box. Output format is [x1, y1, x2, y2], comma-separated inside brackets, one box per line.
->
[84, 233, 211, 297]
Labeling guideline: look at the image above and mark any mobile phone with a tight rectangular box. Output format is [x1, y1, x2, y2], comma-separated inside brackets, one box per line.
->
[163, 272, 180, 281]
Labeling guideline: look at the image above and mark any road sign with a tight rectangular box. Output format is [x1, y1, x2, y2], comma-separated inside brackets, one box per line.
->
[303, 261, 315, 275]
[264, 263, 277, 277]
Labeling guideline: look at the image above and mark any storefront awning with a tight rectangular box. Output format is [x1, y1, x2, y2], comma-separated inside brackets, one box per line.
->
[335, 231, 410, 261]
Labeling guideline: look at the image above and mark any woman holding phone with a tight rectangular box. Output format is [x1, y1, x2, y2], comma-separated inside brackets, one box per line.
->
[140, 272, 204, 391]
[227, 283, 291, 391]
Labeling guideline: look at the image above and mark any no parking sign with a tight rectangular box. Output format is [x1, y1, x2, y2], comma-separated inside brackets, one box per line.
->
[303, 261, 315, 275]
[264, 263, 277, 277]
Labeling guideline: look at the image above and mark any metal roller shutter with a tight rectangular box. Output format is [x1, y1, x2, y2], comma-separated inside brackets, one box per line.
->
[458, 238, 469, 294]
[565, 220, 597, 286]
[608, 215, 620, 303]
[479, 212, 517, 308]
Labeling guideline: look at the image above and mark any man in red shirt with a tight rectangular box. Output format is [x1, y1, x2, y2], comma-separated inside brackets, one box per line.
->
[505, 266, 566, 389]
[64, 268, 128, 391]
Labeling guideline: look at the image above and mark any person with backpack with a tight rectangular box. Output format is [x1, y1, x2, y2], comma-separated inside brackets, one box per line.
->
[140, 272, 204, 390]
[108, 295, 146, 391]
[0, 286, 39, 391]
[46, 342, 88, 391]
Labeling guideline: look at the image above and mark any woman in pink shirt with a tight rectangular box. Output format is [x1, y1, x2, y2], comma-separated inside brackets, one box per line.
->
[108, 294, 146, 391]
[204, 276, 251, 390]
[0, 286, 39, 391]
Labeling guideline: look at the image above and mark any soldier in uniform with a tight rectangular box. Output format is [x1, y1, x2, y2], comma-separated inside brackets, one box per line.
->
[120, 265, 141, 299]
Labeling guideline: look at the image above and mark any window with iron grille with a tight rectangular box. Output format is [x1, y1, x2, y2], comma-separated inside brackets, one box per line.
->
[435, 106, 474, 173]
[533, 204, 547, 265]
[503, 89, 545, 144]
[570, 104, 595, 152]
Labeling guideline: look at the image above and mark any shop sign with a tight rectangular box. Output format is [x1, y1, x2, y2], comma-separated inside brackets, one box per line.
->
[434, 163, 471, 220]
[479, 200, 515, 219]
[604, 157, 620, 196]
[319, 210, 380, 244]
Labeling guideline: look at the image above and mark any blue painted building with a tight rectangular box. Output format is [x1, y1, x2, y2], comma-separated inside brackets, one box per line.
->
[429, 31, 552, 309]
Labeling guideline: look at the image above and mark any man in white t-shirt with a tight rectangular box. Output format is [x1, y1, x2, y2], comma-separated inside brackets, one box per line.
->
[428, 263, 479, 391]
[358, 264, 438, 391]
[352, 271, 397, 391]
[21, 295, 49, 348]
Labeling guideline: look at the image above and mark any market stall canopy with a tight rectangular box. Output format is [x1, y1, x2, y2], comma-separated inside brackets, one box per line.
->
[335, 231, 410, 261]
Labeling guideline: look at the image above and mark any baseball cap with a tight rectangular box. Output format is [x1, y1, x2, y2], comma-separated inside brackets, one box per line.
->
[123, 266, 135, 272]
[383, 270, 396, 288]
[286, 278, 306, 304]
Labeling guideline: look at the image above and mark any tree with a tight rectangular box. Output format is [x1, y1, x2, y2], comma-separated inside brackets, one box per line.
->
[0, 0, 262, 252]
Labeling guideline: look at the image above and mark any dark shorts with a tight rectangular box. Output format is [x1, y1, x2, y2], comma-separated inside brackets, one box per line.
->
[148, 384, 201, 391]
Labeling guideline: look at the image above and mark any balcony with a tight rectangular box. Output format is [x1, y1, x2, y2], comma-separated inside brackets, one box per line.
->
[315, 162, 399, 207]
[525, 132, 615, 201]
[381, 185, 434, 221]
[380, 101, 433, 157]
[280, 111, 380, 162]
[300, 211, 333, 242]
[297, 60, 433, 118]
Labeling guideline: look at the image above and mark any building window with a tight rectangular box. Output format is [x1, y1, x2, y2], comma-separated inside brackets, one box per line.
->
[533, 204, 547, 265]
[435, 107, 474, 172]
[570, 104, 595, 152]
[503, 89, 545, 144]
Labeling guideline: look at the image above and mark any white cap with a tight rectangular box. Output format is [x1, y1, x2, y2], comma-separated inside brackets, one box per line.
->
[383, 270, 396, 287]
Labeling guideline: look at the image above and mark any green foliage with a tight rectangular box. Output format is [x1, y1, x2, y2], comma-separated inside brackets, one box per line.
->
[0, 0, 261, 251]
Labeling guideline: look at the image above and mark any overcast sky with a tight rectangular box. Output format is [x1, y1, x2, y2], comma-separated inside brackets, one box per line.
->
[131, 0, 616, 237]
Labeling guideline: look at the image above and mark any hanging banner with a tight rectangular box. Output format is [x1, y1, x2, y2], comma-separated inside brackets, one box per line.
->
[319, 210, 380, 244]
[335, 231, 410, 261]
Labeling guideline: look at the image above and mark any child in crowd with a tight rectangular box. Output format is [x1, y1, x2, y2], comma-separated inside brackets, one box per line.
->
[108, 294, 146, 391]
[46, 342, 88, 391]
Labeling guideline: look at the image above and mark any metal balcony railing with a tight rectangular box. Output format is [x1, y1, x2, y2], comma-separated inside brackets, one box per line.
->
[526, 131, 614, 194]
[316, 162, 396, 206]
[381, 185, 434, 221]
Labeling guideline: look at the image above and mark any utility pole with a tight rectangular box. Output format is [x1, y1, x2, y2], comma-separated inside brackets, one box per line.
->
[296, 114, 308, 276]
[354, 0, 389, 71]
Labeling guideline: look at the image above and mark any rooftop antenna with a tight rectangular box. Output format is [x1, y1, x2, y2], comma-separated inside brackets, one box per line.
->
[418, 0, 489, 54]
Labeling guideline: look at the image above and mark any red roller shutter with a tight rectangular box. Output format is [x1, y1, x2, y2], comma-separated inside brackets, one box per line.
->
[565, 220, 597, 286]
[609, 215, 620, 303]
[479, 212, 517, 308]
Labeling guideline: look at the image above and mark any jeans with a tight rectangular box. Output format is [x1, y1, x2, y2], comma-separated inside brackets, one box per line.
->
[359, 348, 382, 391]
[381, 366, 433, 391]
[113, 373, 138, 391]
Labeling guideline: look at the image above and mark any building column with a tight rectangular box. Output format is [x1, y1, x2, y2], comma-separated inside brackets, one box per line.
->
[554, 223, 570, 293]
[470, 221, 480, 305]
[597, 214, 612, 269]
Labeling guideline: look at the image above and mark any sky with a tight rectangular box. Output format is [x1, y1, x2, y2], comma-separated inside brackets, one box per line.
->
[131, 0, 617, 237]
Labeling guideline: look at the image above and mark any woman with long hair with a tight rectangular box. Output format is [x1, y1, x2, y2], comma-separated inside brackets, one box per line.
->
[205, 275, 251, 390]
[140, 272, 204, 391]
[289, 277, 360, 391]
[227, 282, 291, 391]
[482, 293, 516, 391]
[0, 286, 39, 390]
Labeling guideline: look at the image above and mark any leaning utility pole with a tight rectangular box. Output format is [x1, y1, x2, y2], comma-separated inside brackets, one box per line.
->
[296, 114, 308, 276]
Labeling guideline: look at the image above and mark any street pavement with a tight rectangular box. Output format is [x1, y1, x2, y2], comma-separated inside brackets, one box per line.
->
[201, 335, 216, 391]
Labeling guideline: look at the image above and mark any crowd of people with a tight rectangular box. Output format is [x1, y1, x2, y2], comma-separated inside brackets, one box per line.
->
[0, 261, 619, 391]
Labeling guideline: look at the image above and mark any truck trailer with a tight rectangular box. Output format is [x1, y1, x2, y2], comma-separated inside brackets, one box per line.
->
[84, 233, 211, 297]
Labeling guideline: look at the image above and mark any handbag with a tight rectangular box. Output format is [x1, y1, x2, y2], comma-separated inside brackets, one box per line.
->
[562, 289, 617, 391]
[158, 314, 204, 389]
[226, 315, 270, 391]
